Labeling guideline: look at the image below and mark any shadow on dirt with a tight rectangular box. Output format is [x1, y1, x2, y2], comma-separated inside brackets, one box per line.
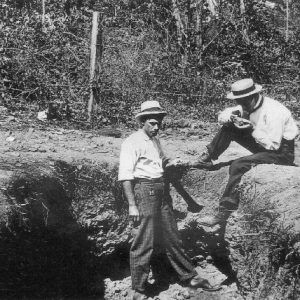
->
[0, 165, 106, 299]
[180, 220, 238, 285]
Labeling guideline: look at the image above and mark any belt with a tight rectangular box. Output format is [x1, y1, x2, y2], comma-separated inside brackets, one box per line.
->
[134, 177, 164, 183]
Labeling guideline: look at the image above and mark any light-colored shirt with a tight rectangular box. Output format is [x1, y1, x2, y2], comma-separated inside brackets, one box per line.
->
[118, 129, 166, 181]
[218, 96, 299, 150]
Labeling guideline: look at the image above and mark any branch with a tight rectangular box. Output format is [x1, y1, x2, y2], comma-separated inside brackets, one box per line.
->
[202, 29, 224, 53]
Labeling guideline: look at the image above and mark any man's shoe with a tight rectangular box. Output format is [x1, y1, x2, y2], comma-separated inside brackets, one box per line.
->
[190, 149, 213, 169]
[132, 290, 148, 300]
[197, 209, 231, 227]
[199, 149, 212, 162]
[189, 275, 221, 291]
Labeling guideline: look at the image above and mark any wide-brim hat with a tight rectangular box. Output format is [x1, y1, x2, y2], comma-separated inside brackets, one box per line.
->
[227, 78, 262, 100]
[135, 100, 167, 121]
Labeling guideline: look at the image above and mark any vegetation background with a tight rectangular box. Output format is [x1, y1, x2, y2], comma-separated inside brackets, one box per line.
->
[1, 0, 300, 128]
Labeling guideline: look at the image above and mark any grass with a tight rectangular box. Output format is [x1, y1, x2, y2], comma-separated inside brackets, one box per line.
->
[234, 180, 300, 299]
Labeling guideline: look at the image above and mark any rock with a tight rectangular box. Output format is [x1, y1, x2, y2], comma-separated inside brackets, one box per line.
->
[165, 128, 173, 135]
[0, 106, 8, 113]
[195, 264, 227, 287]
[96, 128, 122, 138]
[6, 116, 15, 122]
[8, 152, 20, 157]
[176, 119, 191, 128]
[205, 255, 213, 263]
[194, 254, 204, 262]
[6, 136, 15, 142]
[185, 130, 199, 137]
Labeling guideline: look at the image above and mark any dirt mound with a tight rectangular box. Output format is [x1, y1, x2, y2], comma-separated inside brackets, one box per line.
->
[0, 125, 299, 299]
[225, 164, 300, 299]
[0, 158, 239, 299]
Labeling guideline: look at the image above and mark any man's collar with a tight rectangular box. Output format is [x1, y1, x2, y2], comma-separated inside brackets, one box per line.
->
[251, 94, 264, 113]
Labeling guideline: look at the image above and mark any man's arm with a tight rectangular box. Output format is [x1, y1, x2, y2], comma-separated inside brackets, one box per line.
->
[252, 110, 286, 150]
[122, 180, 140, 222]
[118, 139, 140, 222]
[218, 105, 243, 125]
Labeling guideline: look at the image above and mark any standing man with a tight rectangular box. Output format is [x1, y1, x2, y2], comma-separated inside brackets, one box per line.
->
[185, 78, 299, 227]
[118, 100, 218, 300]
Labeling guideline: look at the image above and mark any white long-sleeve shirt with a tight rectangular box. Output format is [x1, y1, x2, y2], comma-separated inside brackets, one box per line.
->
[118, 129, 166, 181]
[218, 96, 299, 150]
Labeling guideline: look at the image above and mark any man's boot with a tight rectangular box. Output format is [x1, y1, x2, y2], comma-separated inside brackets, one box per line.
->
[189, 148, 213, 169]
[132, 290, 148, 300]
[197, 207, 232, 227]
[189, 275, 222, 291]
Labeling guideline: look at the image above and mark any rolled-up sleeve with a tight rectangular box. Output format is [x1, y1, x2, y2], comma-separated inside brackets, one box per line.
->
[118, 139, 137, 181]
[252, 111, 285, 150]
[284, 114, 299, 140]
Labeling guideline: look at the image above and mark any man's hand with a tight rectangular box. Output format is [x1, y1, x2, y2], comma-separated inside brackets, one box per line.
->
[129, 204, 140, 222]
[122, 181, 140, 222]
[165, 158, 189, 168]
[218, 111, 232, 125]
[218, 106, 243, 125]
[231, 115, 253, 130]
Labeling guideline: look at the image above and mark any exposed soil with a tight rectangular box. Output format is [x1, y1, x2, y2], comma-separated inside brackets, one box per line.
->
[1, 114, 299, 300]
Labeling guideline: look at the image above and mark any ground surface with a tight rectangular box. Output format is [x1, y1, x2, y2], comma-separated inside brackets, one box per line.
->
[0, 117, 252, 167]
[1, 113, 299, 300]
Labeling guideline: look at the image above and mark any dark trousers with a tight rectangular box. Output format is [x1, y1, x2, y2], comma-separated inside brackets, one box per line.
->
[131, 179, 196, 293]
[206, 125, 295, 209]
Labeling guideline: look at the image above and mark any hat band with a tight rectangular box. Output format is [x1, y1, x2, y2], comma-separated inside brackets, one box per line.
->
[140, 107, 165, 113]
[232, 85, 256, 96]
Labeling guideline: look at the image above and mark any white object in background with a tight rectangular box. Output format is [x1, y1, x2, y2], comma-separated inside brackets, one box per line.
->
[37, 110, 48, 121]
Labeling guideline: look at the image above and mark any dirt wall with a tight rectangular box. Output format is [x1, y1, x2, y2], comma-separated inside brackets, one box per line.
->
[1, 158, 300, 299]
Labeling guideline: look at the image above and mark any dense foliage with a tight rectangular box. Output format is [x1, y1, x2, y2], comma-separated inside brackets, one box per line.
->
[1, 0, 300, 127]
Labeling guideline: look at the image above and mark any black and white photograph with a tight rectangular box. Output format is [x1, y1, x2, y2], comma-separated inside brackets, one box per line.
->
[1, 1, 300, 299]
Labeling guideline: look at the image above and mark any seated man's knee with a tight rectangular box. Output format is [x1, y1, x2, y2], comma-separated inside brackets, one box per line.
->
[229, 158, 252, 175]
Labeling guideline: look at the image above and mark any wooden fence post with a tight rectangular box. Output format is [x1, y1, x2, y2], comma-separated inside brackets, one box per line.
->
[88, 11, 100, 123]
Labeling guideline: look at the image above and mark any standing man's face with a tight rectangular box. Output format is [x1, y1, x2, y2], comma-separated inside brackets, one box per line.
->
[143, 117, 162, 138]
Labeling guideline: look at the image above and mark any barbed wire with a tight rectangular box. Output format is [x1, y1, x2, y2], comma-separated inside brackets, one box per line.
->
[2, 82, 299, 99]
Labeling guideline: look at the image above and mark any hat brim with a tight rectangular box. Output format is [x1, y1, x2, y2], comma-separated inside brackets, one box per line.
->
[226, 84, 263, 100]
[135, 111, 167, 121]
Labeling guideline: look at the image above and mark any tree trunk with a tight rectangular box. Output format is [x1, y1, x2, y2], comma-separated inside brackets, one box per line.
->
[195, 0, 203, 66]
[171, 0, 187, 69]
[207, 0, 217, 15]
[240, 0, 250, 44]
[240, 0, 245, 14]
[42, 0, 45, 30]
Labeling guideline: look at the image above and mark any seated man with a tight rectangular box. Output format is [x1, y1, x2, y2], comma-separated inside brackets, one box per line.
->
[118, 100, 218, 300]
[186, 78, 299, 227]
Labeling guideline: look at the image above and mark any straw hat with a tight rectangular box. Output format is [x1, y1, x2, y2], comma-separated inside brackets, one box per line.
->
[227, 78, 262, 100]
[135, 100, 167, 121]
